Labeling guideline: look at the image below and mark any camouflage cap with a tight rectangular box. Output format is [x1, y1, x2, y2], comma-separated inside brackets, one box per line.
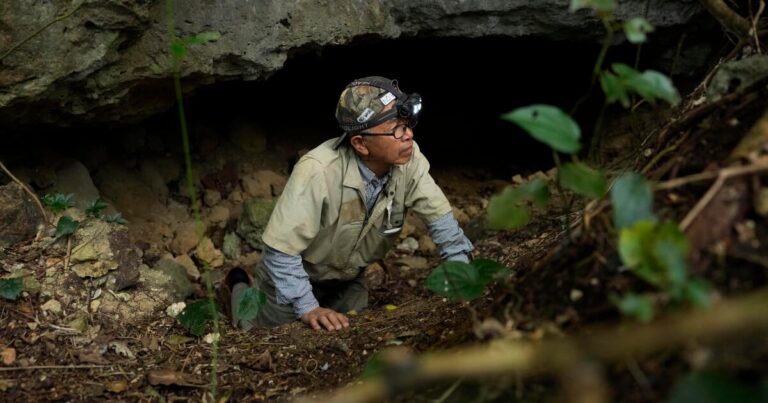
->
[335, 76, 404, 134]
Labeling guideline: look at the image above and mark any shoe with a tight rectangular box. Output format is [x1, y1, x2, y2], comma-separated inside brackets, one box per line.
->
[217, 266, 254, 326]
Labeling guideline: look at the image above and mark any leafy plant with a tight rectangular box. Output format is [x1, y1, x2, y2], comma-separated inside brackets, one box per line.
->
[0, 278, 24, 300]
[170, 31, 221, 58]
[85, 198, 109, 218]
[623, 17, 654, 44]
[54, 216, 79, 239]
[42, 193, 75, 214]
[559, 161, 607, 198]
[500, 105, 582, 153]
[611, 293, 654, 322]
[177, 299, 218, 336]
[601, 63, 681, 108]
[425, 259, 510, 301]
[234, 287, 266, 322]
[103, 213, 128, 225]
[487, 179, 550, 230]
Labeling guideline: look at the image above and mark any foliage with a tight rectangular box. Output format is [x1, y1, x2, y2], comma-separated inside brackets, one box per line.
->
[85, 198, 109, 218]
[611, 293, 654, 322]
[42, 193, 75, 214]
[569, 0, 615, 12]
[487, 179, 550, 230]
[601, 63, 681, 107]
[559, 161, 607, 198]
[177, 299, 218, 337]
[234, 287, 266, 322]
[0, 278, 24, 300]
[171, 31, 221, 58]
[623, 17, 654, 44]
[103, 213, 128, 225]
[425, 259, 510, 301]
[610, 172, 655, 230]
[669, 372, 768, 403]
[500, 105, 582, 153]
[54, 216, 80, 239]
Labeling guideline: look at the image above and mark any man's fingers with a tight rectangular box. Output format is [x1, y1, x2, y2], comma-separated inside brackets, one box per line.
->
[327, 314, 343, 330]
[309, 316, 321, 331]
[319, 315, 334, 331]
[338, 313, 350, 328]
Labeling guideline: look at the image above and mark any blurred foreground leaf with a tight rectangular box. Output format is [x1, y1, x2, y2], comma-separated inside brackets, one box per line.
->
[0, 278, 23, 300]
[611, 172, 655, 229]
[501, 105, 582, 153]
[559, 162, 607, 198]
[669, 372, 766, 403]
[624, 17, 654, 44]
[235, 287, 266, 322]
[612, 293, 654, 322]
[177, 299, 217, 337]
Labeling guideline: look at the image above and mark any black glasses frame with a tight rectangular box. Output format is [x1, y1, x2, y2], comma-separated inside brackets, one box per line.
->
[360, 123, 410, 139]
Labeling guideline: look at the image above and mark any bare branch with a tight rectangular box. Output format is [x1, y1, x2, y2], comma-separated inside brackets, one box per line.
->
[699, 0, 752, 38]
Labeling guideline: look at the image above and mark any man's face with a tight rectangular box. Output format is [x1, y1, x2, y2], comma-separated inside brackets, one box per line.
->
[361, 117, 414, 166]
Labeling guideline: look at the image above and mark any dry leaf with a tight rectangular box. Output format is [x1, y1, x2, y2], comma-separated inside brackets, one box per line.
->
[0, 379, 16, 391]
[252, 350, 273, 371]
[147, 369, 203, 386]
[1, 348, 16, 365]
[108, 341, 135, 359]
[78, 347, 108, 364]
[105, 380, 128, 393]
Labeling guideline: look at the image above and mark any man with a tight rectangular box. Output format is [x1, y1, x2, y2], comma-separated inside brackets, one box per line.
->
[226, 76, 473, 331]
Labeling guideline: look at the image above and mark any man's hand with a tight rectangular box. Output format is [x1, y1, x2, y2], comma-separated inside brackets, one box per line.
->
[301, 307, 350, 331]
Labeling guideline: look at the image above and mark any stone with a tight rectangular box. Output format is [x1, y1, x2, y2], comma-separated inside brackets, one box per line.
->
[229, 189, 244, 204]
[67, 220, 140, 289]
[147, 259, 194, 301]
[41, 299, 62, 314]
[222, 232, 242, 260]
[170, 222, 201, 255]
[204, 189, 222, 207]
[236, 198, 276, 250]
[452, 206, 470, 225]
[195, 237, 224, 268]
[174, 254, 200, 280]
[234, 251, 262, 268]
[50, 160, 100, 209]
[418, 235, 437, 255]
[755, 188, 768, 217]
[396, 237, 419, 254]
[511, 174, 524, 184]
[708, 54, 768, 101]
[206, 205, 230, 225]
[241, 170, 285, 199]
[0, 182, 44, 248]
[0, 0, 701, 127]
[365, 262, 385, 289]
[138, 161, 169, 200]
[395, 256, 429, 271]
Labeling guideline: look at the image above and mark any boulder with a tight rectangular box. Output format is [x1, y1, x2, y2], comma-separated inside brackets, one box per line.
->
[170, 222, 202, 255]
[195, 237, 224, 268]
[236, 198, 276, 250]
[0, 182, 44, 249]
[69, 220, 140, 290]
[50, 160, 101, 209]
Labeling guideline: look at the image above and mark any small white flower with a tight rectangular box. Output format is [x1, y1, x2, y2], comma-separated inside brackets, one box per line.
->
[166, 302, 186, 318]
[203, 332, 220, 344]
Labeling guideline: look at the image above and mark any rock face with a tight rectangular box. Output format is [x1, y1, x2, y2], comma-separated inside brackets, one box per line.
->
[0, 182, 44, 249]
[0, 0, 704, 127]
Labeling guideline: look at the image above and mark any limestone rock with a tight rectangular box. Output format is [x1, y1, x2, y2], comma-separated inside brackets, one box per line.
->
[68, 220, 140, 289]
[206, 205, 230, 226]
[222, 232, 242, 260]
[418, 235, 437, 255]
[395, 256, 429, 271]
[396, 237, 419, 254]
[195, 237, 224, 268]
[174, 254, 200, 280]
[236, 198, 276, 250]
[170, 222, 201, 255]
[0, 182, 44, 248]
[146, 259, 194, 301]
[41, 299, 62, 314]
[452, 206, 470, 225]
[241, 170, 286, 199]
[204, 189, 222, 207]
[365, 262, 386, 289]
[50, 160, 100, 209]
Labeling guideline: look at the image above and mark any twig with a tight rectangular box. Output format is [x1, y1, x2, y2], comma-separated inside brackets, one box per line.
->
[0, 160, 49, 226]
[654, 157, 768, 191]
[751, 0, 765, 52]
[0, 364, 109, 371]
[678, 158, 768, 230]
[699, 0, 752, 38]
[63, 236, 73, 272]
[433, 377, 464, 403]
[314, 288, 768, 403]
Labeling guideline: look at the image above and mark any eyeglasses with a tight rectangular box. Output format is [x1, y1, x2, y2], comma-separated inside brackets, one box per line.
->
[361, 123, 411, 139]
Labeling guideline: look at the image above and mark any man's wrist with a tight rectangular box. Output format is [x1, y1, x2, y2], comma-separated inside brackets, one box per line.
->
[294, 292, 320, 318]
[445, 252, 470, 263]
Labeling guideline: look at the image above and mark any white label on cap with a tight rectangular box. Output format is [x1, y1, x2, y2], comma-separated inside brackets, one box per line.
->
[380, 92, 396, 105]
[357, 108, 375, 123]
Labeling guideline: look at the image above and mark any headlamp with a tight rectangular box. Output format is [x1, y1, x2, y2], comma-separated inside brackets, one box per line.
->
[397, 93, 422, 128]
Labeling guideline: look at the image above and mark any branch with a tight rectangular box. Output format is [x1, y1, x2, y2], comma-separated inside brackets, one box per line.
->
[312, 288, 768, 403]
[0, 160, 49, 226]
[699, 0, 751, 38]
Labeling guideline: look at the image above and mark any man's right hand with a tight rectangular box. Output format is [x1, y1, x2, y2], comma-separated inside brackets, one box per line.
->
[301, 307, 350, 331]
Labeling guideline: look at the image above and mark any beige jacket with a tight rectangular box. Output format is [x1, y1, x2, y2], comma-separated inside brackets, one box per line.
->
[262, 137, 452, 281]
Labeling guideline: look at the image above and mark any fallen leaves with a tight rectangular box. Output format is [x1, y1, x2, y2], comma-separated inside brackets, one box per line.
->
[147, 369, 204, 387]
[1, 347, 16, 365]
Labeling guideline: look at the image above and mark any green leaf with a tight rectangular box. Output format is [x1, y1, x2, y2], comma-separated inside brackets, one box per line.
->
[183, 31, 221, 45]
[177, 299, 217, 337]
[611, 63, 681, 105]
[0, 278, 24, 300]
[487, 187, 531, 230]
[361, 351, 384, 379]
[425, 261, 485, 301]
[519, 178, 551, 207]
[170, 40, 187, 58]
[103, 213, 128, 225]
[54, 216, 80, 239]
[612, 293, 654, 322]
[235, 287, 266, 322]
[619, 220, 690, 289]
[600, 71, 630, 107]
[42, 193, 76, 214]
[669, 372, 762, 403]
[471, 259, 511, 284]
[682, 278, 712, 308]
[559, 162, 607, 198]
[501, 105, 582, 153]
[611, 172, 656, 230]
[85, 198, 109, 218]
[623, 17, 655, 44]
[570, 0, 616, 12]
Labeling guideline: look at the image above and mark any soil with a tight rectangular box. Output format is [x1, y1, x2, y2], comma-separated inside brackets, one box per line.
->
[2, 68, 768, 402]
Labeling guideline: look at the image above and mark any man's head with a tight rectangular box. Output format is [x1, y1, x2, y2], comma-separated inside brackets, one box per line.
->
[335, 76, 422, 172]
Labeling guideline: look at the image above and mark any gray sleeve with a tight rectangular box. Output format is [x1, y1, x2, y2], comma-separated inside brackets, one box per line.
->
[426, 212, 474, 263]
[262, 245, 319, 318]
